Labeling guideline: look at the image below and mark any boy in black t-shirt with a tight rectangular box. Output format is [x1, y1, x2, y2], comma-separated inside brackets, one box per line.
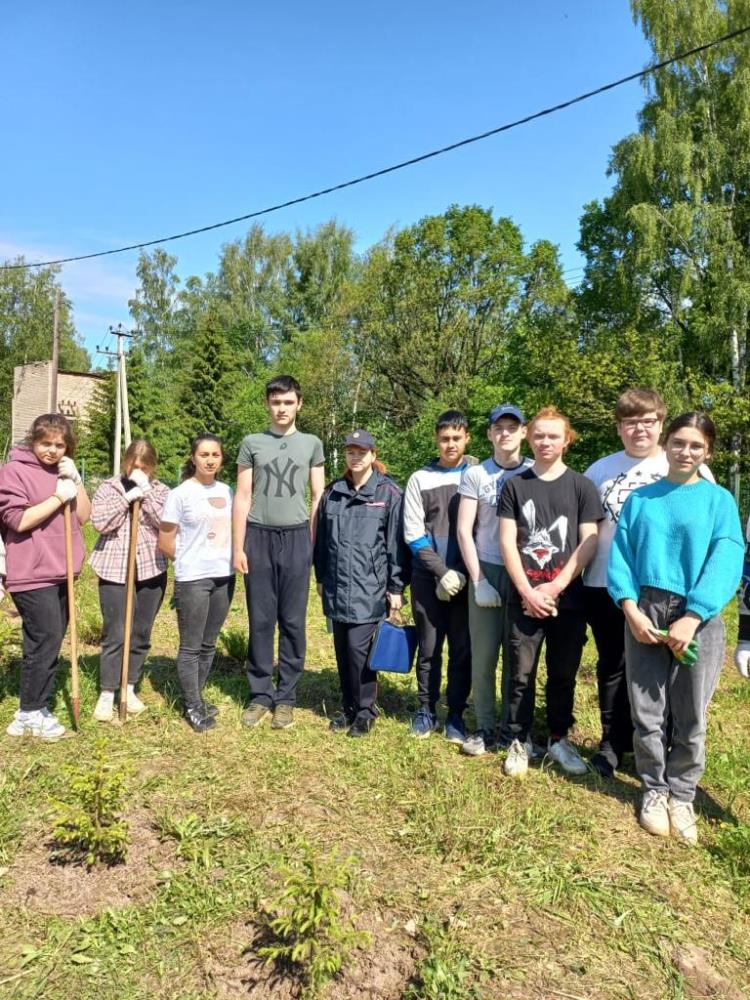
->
[498, 406, 602, 776]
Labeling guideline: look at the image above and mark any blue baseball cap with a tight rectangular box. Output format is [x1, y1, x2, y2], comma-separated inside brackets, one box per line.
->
[489, 404, 525, 425]
[344, 429, 376, 449]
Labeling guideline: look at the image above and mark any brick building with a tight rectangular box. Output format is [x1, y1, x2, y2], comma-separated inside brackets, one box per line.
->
[11, 361, 105, 444]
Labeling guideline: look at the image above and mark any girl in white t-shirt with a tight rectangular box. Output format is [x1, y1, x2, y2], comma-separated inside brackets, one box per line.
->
[159, 435, 234, 732]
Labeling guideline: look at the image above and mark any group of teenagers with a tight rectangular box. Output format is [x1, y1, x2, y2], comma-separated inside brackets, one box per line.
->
[0, 376, 749, 846]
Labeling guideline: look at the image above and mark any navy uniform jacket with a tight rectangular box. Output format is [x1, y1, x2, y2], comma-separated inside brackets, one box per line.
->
[313, 470, 408, 624]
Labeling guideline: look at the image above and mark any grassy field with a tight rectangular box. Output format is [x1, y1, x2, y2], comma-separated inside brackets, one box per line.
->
[1, 545, 749, 1000]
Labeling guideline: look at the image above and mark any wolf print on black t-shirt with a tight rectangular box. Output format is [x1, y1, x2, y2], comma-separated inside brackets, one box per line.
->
[520, 499, 568, 581]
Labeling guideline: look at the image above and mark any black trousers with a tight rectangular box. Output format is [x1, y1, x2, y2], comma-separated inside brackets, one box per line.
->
[411, 573, 471, 715]
[332, 620, 379, 722]
[175, 575, 235, 710]
[11, 584, 68, 712]
[244, 522, 311, 708]
[506, 603, 587, 741]
[98, 573, 167, 690]
[584, 586, 634, 759]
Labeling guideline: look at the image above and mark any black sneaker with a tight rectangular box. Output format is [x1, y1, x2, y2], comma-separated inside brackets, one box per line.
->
[347, 717, 375, 738]
[591, 743, 618, 778]
[329, 712, 353, 734]
[184, 707, 216, 733]
[202, 702, 219, 719]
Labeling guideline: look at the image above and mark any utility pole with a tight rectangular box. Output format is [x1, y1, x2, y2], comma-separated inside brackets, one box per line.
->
[98, 324, 135, 475]
[97, 346, 121, 475]
[119, 339, 132, 448]
[50, 288, 61, 412]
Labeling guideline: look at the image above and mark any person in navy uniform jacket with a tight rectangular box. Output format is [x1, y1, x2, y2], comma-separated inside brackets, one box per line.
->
[314, 430, 407, 737]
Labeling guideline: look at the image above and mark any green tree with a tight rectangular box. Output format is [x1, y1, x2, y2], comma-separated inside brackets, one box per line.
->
[355, 206, 527, 421]
[0, 261, 89, 449]
[76, 370, 116, 481]
[212, 225, 292, 364]
[577, 0, 750, 492]
[179, 307, 240, 458]
[283, 221, 356, 335]
[128, 249, 183, 361]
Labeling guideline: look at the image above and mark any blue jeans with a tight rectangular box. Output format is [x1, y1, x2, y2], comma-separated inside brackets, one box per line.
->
[625, 587, 725, 803]
[175, 576, 235, 710]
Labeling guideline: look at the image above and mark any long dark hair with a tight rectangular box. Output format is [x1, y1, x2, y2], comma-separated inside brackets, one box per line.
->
[26, 413, 76, 458]
[181, 434, 225, 482]
[663, 411, 716, 454]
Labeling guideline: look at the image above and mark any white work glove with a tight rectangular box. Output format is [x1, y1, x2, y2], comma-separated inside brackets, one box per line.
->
[55, 478, 78, 504]
[124, 486, 144, 504]
[735, 642, 750, 679]
[57, 456, 81, 485]
[128, 467, 150, 491]
[473, 578, 503, 608]
[436, 569, 467, 601]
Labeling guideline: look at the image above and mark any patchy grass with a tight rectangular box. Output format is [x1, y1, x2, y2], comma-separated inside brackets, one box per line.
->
[1, 549, 749, 999]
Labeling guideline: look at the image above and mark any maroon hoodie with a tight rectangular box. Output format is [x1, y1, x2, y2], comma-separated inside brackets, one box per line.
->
[0, 446, 84, 592]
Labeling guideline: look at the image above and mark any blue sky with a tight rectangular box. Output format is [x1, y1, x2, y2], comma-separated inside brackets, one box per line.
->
[2, 1, 651, 363]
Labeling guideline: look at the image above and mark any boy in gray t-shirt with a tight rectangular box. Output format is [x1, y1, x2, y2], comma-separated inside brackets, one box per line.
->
[233, 375, 325, 729]
[457, 404, 531, 756]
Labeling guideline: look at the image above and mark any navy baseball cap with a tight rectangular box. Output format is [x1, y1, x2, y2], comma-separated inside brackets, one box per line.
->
[489, 404, 525, 425]
[344, 429, 376, 449]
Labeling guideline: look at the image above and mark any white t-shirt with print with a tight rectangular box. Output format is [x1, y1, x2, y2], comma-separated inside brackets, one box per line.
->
[459, 457, 532, 565]
[161, 479, 234, 582]
[584, 449, 714, 588]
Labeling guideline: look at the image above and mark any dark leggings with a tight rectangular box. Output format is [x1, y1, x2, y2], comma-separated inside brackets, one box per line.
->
[98, 573, 167, 690]
[175, 576, 235, 710]
[11, 583, 68, 712]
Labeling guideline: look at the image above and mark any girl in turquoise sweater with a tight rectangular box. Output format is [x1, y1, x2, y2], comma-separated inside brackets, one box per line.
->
[608, 412, 743, 845]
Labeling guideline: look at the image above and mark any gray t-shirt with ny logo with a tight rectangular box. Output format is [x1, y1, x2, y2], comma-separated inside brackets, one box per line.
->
[238, 430, 325, 527]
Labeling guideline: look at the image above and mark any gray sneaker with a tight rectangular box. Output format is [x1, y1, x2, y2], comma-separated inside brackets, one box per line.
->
[271, 704, 295, 730]
[461, 730, 496, 757]
[241, 704, 271, 729]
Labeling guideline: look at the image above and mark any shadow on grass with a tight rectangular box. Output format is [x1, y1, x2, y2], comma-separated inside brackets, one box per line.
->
[143, 640, 420, 724]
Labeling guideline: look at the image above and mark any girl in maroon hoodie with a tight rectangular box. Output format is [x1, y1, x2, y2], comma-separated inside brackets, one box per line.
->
[0, 413, 90, 740]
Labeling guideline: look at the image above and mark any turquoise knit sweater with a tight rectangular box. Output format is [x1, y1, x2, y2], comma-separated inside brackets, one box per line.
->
[607, 478, 744, 621]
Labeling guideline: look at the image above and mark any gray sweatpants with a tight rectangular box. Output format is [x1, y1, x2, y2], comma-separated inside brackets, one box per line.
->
[625, 587, 725, 803]
[468, 561, 513, 738]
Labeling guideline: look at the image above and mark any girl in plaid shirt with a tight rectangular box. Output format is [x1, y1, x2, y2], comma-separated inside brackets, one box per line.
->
[89, 440, 169, 722]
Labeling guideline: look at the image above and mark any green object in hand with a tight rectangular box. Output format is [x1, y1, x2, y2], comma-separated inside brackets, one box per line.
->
[656, 630, 699, 665]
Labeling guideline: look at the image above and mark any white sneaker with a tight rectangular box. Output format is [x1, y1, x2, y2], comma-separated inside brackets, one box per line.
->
[6, 710, 41, 737]
[38, 708, 66, 739]
[126, 686, 146, 715]
[668, 799, 698, 846]
[503, 738, 529, 777]
[547, 737, 588, 775]
[639, 790, 670, 838]
[6, 709, 65, 741]
[93, 691, 115, 722]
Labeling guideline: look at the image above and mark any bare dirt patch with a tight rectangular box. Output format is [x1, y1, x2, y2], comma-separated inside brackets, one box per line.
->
[0, 810, 176, 917]
[673, 945, 745, 1000]
[204, 910, 421, 1000]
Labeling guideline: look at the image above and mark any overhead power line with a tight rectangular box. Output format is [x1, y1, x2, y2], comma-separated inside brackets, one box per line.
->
[3, 23, 749, 272]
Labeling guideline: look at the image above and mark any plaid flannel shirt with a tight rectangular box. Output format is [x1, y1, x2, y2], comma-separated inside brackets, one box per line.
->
[89, 476, 170, 584]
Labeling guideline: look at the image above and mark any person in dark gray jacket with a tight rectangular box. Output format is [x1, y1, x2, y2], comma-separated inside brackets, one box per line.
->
[314, 430, 408, 737]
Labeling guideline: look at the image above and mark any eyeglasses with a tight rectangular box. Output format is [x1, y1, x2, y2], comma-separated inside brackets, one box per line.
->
[666, 438, 706, 455]
[620, 417, 660, 430]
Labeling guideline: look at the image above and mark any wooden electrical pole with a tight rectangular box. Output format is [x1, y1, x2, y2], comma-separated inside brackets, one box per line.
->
[119, 338, 132, 448]
[50, 288, 61, 412]
[100, 325, 135, 474]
